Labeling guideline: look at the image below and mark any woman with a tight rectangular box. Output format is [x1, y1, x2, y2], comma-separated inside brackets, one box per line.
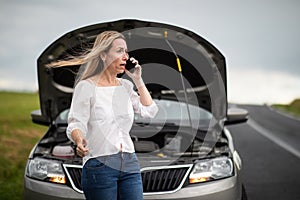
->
[48, 31, 158, 199]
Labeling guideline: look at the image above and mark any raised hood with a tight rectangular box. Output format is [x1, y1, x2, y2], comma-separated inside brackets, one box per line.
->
[37, 19, 227, 124]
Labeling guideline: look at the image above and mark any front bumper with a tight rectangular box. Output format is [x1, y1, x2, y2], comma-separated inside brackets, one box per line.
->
[23, 171, 241, 200]
[144, 173, 242, 200]
[23, 176, 84, 200]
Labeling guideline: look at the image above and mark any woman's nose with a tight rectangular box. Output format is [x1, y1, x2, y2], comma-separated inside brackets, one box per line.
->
[123, 52, 129, 60]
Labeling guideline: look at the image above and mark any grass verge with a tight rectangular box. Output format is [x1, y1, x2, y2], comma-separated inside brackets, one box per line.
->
[0, 91, 47, 200]
[272, 99, 300, 118]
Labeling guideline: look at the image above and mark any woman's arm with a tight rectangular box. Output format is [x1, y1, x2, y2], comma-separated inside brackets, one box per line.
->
[66, 80, 92, 157]
[124, 58, 158, 118]
[136, 85, 153, 106]
[125, 57, 154, 106]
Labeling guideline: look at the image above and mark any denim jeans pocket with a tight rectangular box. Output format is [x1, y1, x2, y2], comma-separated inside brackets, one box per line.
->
[85, 157, 108, 170]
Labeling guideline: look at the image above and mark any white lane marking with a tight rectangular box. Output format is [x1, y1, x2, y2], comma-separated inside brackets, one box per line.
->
[247, 118, 300, 159]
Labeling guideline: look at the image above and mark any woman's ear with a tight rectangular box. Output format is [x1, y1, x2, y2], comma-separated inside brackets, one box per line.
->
[100, 52, 106, 62]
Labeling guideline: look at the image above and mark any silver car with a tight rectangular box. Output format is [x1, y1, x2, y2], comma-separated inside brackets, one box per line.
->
[23, 19, 248, 200]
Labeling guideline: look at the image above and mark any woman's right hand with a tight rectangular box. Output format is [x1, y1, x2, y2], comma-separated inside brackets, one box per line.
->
[76, 138, 89, 157]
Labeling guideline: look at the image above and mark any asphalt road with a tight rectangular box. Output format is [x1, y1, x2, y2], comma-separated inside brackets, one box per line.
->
[227, 104, 300, 200]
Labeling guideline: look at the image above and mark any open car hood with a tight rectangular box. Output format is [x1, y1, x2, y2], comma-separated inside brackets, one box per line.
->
[37, 19, 227, 124]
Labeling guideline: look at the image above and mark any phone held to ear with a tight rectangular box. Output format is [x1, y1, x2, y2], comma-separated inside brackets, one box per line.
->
[126, 59, 136, 71]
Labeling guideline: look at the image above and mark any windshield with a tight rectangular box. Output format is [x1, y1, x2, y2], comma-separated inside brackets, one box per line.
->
[135, 99, 212, 128]
[136, 99, 211, 120]
[56, 99, 212, 127]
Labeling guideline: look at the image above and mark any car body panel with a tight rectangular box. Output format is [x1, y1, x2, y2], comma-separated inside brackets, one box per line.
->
[23, 177, 84, 200]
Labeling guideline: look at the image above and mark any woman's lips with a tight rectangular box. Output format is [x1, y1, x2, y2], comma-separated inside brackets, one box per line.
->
[120, 63, 126, 70]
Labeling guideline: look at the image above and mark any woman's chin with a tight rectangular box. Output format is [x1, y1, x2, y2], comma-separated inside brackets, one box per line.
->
[117, 69, 125, 74]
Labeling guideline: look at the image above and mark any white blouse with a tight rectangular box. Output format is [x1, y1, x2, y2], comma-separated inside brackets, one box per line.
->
[66, 78, 158, 165]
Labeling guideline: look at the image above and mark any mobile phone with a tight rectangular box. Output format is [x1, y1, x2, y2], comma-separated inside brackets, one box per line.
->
[126, 59, 136, 71]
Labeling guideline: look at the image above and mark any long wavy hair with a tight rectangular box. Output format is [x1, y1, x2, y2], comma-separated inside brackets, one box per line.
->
[46, 31, 126, 86]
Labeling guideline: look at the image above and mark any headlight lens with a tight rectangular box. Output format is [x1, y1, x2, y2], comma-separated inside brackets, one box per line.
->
[189, 157, 233, 184]
[26, 157, 66, 184]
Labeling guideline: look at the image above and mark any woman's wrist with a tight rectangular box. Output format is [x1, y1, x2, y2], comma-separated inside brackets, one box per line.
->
[75, 137, 82, 146]
[72, 130, 83, 145]
[133, 78, 145, 89]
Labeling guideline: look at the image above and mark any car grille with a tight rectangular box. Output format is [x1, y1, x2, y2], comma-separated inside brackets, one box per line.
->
[141, 165, 192, 194]
[63, 164, 193, 195]
[63, 164, 83, 193]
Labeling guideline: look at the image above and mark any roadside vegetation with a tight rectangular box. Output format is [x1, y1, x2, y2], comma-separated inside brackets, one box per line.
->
[0, 91, 47, 200]
[272, 99, 300, 118]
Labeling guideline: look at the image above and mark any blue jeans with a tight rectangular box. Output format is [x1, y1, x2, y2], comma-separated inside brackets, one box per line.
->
[82, 152, 143, 200]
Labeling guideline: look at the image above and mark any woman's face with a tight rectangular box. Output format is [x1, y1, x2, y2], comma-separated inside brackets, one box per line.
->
[103, 38, 129, 74]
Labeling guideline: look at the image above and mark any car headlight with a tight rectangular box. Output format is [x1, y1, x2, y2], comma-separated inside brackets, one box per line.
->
[189, 156, 233, 184]
[26, 157, 66, 184]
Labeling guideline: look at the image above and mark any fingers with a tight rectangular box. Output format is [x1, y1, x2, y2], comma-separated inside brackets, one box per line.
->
[76, 142, 89, 157]
[126, 57, 142, 84]
[129, 57, 139, 65]
[125, 63, 141, 74]
[134, 64, 141, 70]
[128, 57, 142, 70]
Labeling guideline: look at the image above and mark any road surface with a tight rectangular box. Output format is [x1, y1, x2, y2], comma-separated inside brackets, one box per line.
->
[228, 104, 300, 200]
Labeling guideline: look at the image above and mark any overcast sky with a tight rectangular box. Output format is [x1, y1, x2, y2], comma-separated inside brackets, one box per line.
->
[1, 0, 300, 104]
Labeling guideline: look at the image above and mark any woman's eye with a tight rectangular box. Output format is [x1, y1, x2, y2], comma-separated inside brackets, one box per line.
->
[116, 49, 128, 56]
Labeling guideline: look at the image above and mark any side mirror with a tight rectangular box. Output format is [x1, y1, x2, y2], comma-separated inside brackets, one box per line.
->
[31, 109, 50, 126]
[225, 107, 249, 125]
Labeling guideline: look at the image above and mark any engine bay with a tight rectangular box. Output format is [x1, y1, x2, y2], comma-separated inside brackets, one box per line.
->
[33, 122, 231, 167]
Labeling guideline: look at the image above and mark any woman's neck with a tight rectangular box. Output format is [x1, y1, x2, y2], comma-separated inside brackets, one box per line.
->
[97, 70, 119, 86]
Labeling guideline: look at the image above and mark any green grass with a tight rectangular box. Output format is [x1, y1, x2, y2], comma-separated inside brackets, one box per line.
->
[272, 99, 300, 118]
[0, 91, 47, 200]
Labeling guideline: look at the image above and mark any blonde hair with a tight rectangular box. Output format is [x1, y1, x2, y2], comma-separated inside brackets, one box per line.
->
[46, 31, 125, 86]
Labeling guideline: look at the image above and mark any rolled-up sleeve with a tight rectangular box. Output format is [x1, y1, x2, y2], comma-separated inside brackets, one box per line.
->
[66, 80, 93, 143]
[122, 79, 158, 118]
